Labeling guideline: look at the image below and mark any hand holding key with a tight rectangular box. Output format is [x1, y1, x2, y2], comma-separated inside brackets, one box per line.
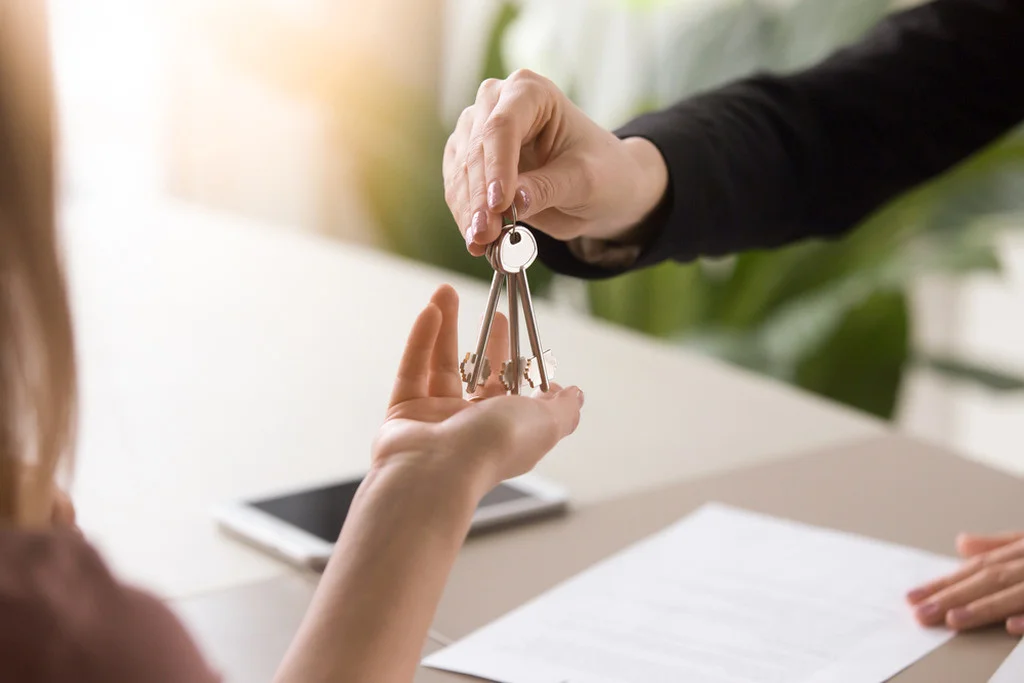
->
[443, 69, 668, 255]
[379, 284, 582, 487]
[461, 205, 556, 397]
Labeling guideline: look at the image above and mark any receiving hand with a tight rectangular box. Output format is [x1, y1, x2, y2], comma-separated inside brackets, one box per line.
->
[373, 284, 583, 491]
[443, 69, 668, 256]
[908, 531, 1024, 635]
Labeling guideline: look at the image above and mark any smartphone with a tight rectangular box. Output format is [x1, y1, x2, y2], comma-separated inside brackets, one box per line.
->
[214, 474, 569, 571]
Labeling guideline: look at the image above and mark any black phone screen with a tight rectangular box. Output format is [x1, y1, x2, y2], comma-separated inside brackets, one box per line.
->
[249, 478, 532, 542]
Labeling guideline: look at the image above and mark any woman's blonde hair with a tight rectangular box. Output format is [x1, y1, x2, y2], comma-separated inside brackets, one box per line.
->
[0, 0, 76, 526]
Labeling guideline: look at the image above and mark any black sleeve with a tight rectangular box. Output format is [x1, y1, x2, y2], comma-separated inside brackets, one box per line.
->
[537, 0, 1024, 279]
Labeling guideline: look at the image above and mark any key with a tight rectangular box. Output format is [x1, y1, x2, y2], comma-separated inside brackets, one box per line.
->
[507, 269, 521, 394]
[461, 203, 558, 396]
[463, 270, 503, 393]
[516, 266, 552, 392]
[490, 226, 537, 395]
[491, 226, 554, 393]
[459, 352, 491, 386]
[500, 350, 556, 392]
[499, 356, 525, 393]
[489, 226, 538, 274]
[523, 349, 557, 389]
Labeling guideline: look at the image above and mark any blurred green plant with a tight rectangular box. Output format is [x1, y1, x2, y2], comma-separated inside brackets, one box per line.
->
[588, 136, 1024, 418]
[228, 0, 1024, 421]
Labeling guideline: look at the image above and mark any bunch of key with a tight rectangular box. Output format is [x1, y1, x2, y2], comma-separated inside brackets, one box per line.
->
[460, 206, 556, 395]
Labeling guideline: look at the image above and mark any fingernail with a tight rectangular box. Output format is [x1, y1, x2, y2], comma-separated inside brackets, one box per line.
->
[906, 588, 929, 603]
[470, 211, 487, 243]
[948, 607, 971, 625]
[1008, 616, 1024, 633]
[916, 603, 942, 621]
[487, 180, 503, 210]
[516, 187, 530, 214]
[577, 389, 585, 408]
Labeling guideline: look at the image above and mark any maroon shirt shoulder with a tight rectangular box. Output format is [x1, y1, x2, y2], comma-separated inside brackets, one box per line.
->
[0, 526, 221, 683]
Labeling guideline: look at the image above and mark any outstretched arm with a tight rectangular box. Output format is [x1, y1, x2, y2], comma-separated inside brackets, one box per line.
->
[273, 286, 583, 683]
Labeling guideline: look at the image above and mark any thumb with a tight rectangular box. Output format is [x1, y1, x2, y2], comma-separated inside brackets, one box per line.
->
[956, 531, 1024, 557]
[517, 154, 592, 223]
[532, 385, 585, 442]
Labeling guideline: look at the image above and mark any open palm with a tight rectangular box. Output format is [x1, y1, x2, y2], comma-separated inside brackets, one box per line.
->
[372, 285, 582, 485]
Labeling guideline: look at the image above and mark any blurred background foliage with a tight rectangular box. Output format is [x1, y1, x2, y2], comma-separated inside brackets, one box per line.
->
[223, 0, 1024, 421]
[381, 0, 1024, 420]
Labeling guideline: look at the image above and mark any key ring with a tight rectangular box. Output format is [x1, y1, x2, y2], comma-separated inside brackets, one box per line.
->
[487, 202, 521, 271]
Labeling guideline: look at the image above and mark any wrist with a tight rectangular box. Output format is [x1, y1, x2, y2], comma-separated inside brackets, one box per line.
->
[366, 448, 495, 516]
[595, 136, 669, 243]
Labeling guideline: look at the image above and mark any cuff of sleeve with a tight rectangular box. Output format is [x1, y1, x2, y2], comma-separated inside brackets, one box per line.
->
[536, 107, 713, 279]
[614, 108, 713, 265]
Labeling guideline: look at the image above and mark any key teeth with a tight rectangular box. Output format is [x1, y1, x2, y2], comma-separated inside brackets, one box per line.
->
[500, 357, 526, 392]
[459, 352, 491, 385]
[524, 350, 557, 390]
[459, 352, 473, 383]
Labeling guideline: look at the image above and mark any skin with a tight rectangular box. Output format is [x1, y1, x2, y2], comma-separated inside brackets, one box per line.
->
[908, 531, 1024, 635]
[442, 69, 669, 256]
[272, 284, 584, 683]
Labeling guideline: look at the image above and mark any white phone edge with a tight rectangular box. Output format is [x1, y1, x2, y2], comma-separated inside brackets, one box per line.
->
[213, 473, 570, 572]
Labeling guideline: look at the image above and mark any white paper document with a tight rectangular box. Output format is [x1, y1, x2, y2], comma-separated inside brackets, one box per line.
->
[989, 638, 1024, 683]
[424, 504, 960, 683]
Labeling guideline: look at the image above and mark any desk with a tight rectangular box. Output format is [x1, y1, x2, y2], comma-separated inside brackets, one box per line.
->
[175, 435, 1024, 682]
[63, 197, 883, 601]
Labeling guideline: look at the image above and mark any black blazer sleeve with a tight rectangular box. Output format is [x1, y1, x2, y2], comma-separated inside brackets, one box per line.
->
[536, 0, 1024, 278]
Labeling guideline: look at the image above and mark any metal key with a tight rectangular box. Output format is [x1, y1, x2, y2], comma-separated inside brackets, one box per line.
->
[461, 269, 502, 393]
[462, 204, 556, 395]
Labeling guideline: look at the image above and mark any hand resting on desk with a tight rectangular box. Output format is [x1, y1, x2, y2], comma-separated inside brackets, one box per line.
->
[908, 531, 1024, 635]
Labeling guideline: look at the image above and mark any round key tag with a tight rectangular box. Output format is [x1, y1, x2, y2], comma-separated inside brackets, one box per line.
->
[493, 227, 538, 274]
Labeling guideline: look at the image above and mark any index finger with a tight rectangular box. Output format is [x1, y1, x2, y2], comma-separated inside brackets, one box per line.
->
[389, 303, 442, 408]
[908, 540, 1024, 604]
[481, 70, 552, 215]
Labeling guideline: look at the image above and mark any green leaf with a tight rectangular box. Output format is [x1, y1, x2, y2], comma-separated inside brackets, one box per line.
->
[913, 353, 1024, 392]
[749, 237, 999, 374]
[793, 289, 909, 420]
[587, 261, 707, 336]
[480, 2, 520, 82]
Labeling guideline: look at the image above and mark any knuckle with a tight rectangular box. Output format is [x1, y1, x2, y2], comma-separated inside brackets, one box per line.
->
[508, 68, 554, 95]
[507, 68, 538, 84]
[466, 143, 485, 171]
[444, 132, 460, 156]
[979, 554, 1001, 569]
[482, 110, 512, 138]
[967, 556, 988, 573]
[530, 173, 556, 204]
[477, 78, 502, 99]
[576, 154, 602, 194]
[456, 107, 475, 132]
[977, 566, 1002, 585]
[443, 183, 458, 207]
[993, 565, 1016, 587]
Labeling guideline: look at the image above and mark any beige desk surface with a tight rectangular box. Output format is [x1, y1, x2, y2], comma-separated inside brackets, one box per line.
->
[175, 434, 1024, 682]
[62, 196, 884, 600]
